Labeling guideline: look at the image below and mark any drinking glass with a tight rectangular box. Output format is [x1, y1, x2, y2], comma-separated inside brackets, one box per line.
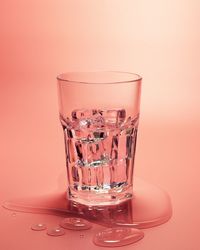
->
[57, 71, 142, 205]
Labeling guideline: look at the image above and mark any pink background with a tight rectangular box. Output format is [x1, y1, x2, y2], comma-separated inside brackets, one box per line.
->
[0, 1, 200, 249]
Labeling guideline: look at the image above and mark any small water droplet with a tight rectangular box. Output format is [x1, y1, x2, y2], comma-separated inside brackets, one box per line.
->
[60, 217, 92, 230]
[31, 223, 47, 231]
[93, 227, 144, 247]
[80, 234, 85, 238]
[12, 212, 16, 217]
[47, 227, 65, 236]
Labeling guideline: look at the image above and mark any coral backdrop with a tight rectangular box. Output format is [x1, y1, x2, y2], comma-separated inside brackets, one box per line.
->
[0, 1, 199, 250]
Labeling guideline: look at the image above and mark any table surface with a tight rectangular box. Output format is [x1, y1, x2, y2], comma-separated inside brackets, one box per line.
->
[0, 81, 199, 250]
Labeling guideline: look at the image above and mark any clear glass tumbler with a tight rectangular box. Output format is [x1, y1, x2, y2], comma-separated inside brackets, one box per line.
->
[57, 71, 142, 205]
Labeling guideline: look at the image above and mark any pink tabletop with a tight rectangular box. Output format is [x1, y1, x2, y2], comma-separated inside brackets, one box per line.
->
[0, 78, 199, 250]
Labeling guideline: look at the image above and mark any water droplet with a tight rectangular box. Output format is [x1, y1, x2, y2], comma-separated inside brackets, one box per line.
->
[31, 223, 47, 231]
[12, 212, 16, 217]
[47, 227, 65, 236]
[60, 217, 92, 230]
[93, 227, 144, 247]
[80, 234, 85, 238]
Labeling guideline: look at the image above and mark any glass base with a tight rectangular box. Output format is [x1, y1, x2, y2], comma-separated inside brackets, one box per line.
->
[68, 185, 133, 206]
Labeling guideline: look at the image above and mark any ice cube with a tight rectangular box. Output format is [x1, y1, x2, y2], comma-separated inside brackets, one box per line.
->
[79, 130, 107, 144]
[72, 109, 98, 121]
[93, 131, 106, 140]
[92, 115, 105, 128]
[79, 119, 92, 129]
[100, 109, 126, 127]
[71, 109, 105, 130]
[85, 141, 109, 167]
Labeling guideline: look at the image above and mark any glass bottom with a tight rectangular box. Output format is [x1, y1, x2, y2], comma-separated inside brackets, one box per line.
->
[2, 178, 172, 229]
[68, 184, 133, 206]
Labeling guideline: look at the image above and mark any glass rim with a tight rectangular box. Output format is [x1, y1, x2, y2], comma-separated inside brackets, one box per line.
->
[57, 71, 142, 85]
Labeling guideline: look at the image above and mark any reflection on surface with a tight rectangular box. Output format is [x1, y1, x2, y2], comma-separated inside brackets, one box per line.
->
[2, 178, 172, 229]
[93, 227, 144, 247]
